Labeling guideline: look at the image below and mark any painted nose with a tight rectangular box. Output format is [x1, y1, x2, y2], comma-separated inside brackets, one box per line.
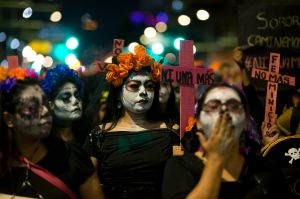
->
[41, 104, 51, 117]
[139, 85, 147, 96]
[219, 104, 228, 114]
[70, 95, 80, 105]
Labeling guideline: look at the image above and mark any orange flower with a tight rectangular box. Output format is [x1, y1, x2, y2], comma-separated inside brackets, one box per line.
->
[105, 44, 161, 87]
[14, 68, 26, 80]
[118, 53, 133, 65]
[185, 116, 196, 132]
[134, 45, 146, 55]
[151, 62, 161, 81]
[8, 68, 26, 80]
[0, 67, 8, 81]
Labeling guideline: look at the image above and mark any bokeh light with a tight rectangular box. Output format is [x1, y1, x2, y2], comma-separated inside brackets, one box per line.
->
[10, 38, 20, 49]
[0, 32, 6, 42]
[50, 11, 62, 22]
[156, 12, 168, 23]
[178, 15, 191, 26]
[155, 22, 167, 33]
[43, 56, 53, 68]
[173, 37, 184, 50]
[196, 9, 210, 21]
[144, 27, 157, 38]
[65, 53, 77, 66]
[165, 53, 176, 64]
[0, 60, 8, 67]
[23, 7, 33, 18]
[128, 42, 139, 53]
[130, 11, 144, 25]
[66, 37, 79, 50]
[152, 43, 164, 55]
[172, 0, 183, 11]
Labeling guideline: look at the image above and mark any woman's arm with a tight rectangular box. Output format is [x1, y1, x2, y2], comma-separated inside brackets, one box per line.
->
[187, 112, 236, 199]
[79, 157, 104, 199]
[186, 157, 223, 199]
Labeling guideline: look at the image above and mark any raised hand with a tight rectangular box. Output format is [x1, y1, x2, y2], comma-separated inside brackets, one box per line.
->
[197, 112, 236, 163]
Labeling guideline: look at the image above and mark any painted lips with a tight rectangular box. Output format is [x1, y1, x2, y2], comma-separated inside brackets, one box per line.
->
[137, 99, 149, 104]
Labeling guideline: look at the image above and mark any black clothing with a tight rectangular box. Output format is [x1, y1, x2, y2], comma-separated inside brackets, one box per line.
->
[84, 127, 174, 199]
[162, 153, 291, 199]
[0, 137, 94, 199]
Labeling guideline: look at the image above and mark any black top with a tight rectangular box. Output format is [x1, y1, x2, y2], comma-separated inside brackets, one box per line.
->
[0, 137, 94, 199]
[162, 153, 291, 199]
[84, 127, 174, 199]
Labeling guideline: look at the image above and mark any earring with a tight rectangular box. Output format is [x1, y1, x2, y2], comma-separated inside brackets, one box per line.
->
[117, 101, 122, 109]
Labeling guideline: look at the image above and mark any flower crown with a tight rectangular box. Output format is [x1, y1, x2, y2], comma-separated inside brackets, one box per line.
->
[185, 116, 196, 132]
[42, 64, 82, 98]
[0, 66, 39, 93]
[106, 45, 161, 87]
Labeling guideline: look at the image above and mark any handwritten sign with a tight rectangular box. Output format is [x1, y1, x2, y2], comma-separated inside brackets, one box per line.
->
[7, 56, 19, 69]
[161, 40, 214, 138]
[93, 39, 124, 72]
[251, 53, 295, 136]
[238, 5, 300, 88]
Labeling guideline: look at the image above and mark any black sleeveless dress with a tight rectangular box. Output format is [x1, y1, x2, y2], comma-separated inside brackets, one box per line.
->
[84, 127, 175, 199]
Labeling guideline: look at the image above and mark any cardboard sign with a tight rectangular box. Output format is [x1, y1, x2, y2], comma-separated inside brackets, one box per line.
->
[93, 39, 124, 72]
[251, 53, 295, 136]
[238, 5, 300, 88]
[161, 40, 214, 138]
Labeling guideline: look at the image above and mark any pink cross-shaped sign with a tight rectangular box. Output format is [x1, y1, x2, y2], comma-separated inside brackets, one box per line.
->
[93, 39, 124, 72]
[161, 40, 214, 138]
[251, 53, 296, 136]
[7, 56, 19, 69]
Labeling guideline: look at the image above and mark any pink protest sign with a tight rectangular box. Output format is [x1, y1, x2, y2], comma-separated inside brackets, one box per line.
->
[251, 53, 296, 136]
[7, 56, 19, 69]
[161, 40, 214, 138]
[93, 39, 124, 72]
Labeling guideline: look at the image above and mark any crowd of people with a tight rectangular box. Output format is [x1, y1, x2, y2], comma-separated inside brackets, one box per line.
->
[0, 44, 299, 199]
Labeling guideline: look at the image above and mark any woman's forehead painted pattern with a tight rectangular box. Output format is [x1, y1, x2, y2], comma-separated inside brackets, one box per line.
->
[126, 71, 152, 82]
[204, 87, 241, 103]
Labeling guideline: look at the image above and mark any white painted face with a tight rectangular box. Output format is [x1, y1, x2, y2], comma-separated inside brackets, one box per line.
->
[52, 82, 82, 121]
[121, 72, 155, 114]
[199, 86, 246, 140]
[12, 85, 52, 138]
[159, 82, 171, 104]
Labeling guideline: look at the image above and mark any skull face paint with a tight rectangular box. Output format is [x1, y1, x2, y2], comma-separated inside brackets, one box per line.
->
[52, 82, 82, 121]
[199, 87, 246, 140]
[121, 71, 155, 114]
[13, 85, 52, 138]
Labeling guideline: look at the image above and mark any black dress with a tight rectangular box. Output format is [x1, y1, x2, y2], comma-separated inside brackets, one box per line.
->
[162, 153, 291, 199]
[0, 137, 94, 199]
[84, 127, 174, 199]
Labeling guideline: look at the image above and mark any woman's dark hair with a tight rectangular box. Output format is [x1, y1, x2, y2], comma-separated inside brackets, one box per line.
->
[102, 69, 161, 131]
[0, 78, 40, 177]
[184, 82, 262, 157]
[159, 81, 179, 126]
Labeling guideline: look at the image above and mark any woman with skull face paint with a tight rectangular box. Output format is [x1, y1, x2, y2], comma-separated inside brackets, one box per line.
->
[162, 82, 291, 199]
[84, 45, 174, 199]
[42, 64, 83, 144]
[0, 67, 104, 198]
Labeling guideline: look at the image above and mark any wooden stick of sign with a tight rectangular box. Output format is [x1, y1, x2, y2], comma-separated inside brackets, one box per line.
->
[251, 53, 296, 136]
[161, 40, 214, 138]
[93, 39, 124, 72]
